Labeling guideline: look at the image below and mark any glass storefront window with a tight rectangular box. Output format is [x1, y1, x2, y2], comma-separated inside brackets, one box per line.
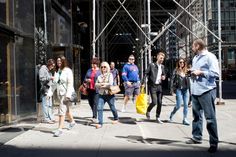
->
[0, 0, 6, 23]
[15, 36, 36, 116]
[0, 0, 36, 125]
[51, 8, 71, 44]
[14, 0, 34, 35]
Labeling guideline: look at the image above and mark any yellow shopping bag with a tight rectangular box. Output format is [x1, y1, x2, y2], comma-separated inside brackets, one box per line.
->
[135, 87, 148, 115]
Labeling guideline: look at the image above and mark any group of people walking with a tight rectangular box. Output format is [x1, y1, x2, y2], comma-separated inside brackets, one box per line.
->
[38, 39, 219, 153]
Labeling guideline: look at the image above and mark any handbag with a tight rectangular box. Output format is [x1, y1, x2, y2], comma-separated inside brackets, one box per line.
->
[70, 91, 78, 102]
[79, 82, 88, 95]
[109, 85, 121, 95]
[59, 81, 78, 102]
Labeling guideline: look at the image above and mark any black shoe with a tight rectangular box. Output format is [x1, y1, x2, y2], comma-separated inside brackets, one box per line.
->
[186, 138, 202, 144]
[146, 112, 150, 120]
[208, 146, 218, 153]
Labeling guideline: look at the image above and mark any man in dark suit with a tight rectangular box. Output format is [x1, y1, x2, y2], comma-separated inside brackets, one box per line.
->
[142, 52, 166, 123]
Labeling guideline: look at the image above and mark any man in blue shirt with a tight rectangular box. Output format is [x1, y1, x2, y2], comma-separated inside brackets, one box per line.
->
[110, 62, 120, 86]
[121, 54, 140, 112]
[186, 39, 219, 153]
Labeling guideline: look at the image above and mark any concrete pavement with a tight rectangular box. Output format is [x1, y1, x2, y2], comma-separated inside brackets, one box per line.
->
[0, 95, 236, 157]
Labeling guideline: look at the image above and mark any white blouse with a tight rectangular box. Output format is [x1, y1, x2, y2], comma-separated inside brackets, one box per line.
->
[48, 67, 74, 98]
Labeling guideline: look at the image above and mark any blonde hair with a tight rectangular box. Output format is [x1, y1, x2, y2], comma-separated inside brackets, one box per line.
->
[100, 61, 110, 73]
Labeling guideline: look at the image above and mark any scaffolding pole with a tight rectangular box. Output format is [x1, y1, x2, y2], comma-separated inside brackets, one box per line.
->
[203, 0, 208, 45]
[43, 0, 48, 43]
[147, 0, 151, 64]
[172, 0, 222, 42]
[92, 0, 96, 57]
[217, 0, 224, 105]
[117, 0, 150, 41]
[144, 0, 197, 52]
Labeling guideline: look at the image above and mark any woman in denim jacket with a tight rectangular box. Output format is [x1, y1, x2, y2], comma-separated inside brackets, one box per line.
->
[169, 58, 190, 125]
[95, 62, 118, 129]
[39, 59, 56, 123]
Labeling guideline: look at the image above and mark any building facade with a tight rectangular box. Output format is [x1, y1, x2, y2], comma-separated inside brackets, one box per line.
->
[175, 0, 236, 80]
[0, 0, 36, 126]
[0, 0, 81, 126]
[207, 0, 236, 80]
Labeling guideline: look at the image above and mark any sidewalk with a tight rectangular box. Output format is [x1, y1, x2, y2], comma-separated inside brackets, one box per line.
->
[0, 95, 236, 157]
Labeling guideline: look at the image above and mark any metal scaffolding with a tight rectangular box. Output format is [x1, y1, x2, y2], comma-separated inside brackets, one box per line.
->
[91, 0, 223, 103]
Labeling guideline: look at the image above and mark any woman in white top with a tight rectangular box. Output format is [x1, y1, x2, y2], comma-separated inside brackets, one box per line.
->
[95, 62, 119, 129]
[48, 55, 76, 137]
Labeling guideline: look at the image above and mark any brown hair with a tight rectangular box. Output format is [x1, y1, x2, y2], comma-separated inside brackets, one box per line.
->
[56, 55, 68, 71]
[91, 57, 100, 66]
[47, 59, 55, 67]
[175, 58, 188, 74]
[193, 39, 206, 51]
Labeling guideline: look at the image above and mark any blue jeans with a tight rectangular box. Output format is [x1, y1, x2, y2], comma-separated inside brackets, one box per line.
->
[41, 96, 54, 121]
[97, 95, 118, 125]
[171, 88, 189, 119]
[191, 89, 218, 146]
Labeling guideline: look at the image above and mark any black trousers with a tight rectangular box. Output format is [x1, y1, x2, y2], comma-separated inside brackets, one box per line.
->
[147, 84, 163, 118]
[87, 89, 99, 118]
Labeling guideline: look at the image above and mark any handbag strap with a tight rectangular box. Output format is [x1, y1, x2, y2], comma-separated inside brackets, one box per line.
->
[58, 70, 68, 92]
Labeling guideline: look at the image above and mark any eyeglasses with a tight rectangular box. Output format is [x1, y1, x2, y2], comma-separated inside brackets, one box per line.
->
[101, 66, 107, 69]
[129, 58, 135, 60]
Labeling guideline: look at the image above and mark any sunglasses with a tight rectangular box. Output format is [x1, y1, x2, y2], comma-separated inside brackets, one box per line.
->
[101, 66, 107, 69]
[129, 58, 135, 60]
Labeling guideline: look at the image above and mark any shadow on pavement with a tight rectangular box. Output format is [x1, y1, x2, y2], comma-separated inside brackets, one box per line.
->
[0, 126, 34, 146]
[0, 144, 235, 157]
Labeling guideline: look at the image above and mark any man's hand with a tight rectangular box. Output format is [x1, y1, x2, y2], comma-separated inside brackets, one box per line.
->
[192, 70, 203, 76]
[161, 75, 166, 80]
[126, 81, 132, 87]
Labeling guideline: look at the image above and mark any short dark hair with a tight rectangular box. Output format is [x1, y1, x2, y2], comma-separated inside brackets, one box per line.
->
[47, 59, 55, 67]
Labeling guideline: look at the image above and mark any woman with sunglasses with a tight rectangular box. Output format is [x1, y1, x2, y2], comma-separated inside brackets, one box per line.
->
[169, 58, 190, 125]
[95, 62, 119, 129]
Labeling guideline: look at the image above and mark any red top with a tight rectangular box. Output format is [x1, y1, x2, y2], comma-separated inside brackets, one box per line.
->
[90, 69, 96, 90]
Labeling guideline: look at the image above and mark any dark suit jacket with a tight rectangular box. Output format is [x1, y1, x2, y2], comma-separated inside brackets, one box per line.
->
[142, 62, 166, 86]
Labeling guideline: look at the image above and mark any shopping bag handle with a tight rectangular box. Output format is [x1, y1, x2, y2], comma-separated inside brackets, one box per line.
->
[140, 86, 145, 94]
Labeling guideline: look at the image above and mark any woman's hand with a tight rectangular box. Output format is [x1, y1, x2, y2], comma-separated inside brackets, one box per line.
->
[86, 79, 91, 82]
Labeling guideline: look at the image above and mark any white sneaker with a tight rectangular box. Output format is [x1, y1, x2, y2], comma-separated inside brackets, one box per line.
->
[53, 129, 63, 137]
[121, 105, 126, 112]
[156, 118, 163, 124]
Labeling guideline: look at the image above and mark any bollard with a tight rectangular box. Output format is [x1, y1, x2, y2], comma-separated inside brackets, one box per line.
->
[5, 114, 11, 123]
[1, 114, 5, 123]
